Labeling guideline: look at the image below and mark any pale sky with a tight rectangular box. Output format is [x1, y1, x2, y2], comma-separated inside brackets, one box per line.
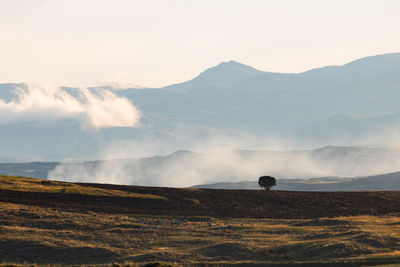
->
[0, 0, 399, 88]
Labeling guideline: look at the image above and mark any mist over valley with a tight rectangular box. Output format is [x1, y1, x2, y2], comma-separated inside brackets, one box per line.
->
[1, 53, 400, 188]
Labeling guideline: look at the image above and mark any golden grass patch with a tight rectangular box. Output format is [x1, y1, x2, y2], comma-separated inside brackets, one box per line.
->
[0, 175, 165, 200]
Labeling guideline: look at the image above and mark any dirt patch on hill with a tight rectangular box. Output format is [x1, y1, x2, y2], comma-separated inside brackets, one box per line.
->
[351, 233, 400, 249]
[128, 251, 191, 263]
[293, 219, 351, 227]
[196, 241, 374, 262]
[0, 240, 118, 264]
[268, 241, 373, 260]
[196, 242, 265, 260]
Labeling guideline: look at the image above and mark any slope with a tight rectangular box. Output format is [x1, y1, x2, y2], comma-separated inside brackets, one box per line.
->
[3, 175, 400, 219]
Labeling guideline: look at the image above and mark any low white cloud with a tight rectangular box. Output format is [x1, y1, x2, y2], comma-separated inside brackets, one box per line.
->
[0, 84, 141, 128]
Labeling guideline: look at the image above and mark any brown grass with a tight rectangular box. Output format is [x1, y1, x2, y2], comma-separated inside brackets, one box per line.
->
[2, 202, 400, 266]
[2, 175, 400, 266]
[0, 175, 165, 199]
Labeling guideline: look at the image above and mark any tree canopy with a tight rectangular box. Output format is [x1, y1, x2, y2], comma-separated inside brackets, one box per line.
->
[258, 176, 276, 190]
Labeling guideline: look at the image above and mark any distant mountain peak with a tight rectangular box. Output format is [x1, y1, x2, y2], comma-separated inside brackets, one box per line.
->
[219, 60, 246, 66]
[163, 60, 263, 90]
[211, 60, 262, 74]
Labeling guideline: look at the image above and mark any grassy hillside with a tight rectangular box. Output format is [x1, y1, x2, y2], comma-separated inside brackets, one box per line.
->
[3, 175, 400, 266]
[3, 201, 400, 266]
[3, 175, 400, 219]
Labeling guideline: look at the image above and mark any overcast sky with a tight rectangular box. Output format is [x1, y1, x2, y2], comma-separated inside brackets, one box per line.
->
[1, 0, 399, 88]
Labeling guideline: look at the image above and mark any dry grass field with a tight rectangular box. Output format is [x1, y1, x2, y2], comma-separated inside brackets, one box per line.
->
[2, 175, 400, 266]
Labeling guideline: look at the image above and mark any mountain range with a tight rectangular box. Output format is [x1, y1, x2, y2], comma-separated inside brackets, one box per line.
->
[0, 52, 400, 162]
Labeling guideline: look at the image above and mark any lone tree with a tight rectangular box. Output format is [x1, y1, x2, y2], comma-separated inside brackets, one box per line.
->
[258, 176, 276, 190]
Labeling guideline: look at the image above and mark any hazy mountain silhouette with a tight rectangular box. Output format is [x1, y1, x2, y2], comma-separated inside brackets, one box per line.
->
[1, 52, 400, 160]
[303, 52, 400, 75]
[47, 146, 400, 187]
[163, 60, 264, 91]
[121, 52, 400, 135]
[3, 145, 400, 190]
[193, 171, 400, 191]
